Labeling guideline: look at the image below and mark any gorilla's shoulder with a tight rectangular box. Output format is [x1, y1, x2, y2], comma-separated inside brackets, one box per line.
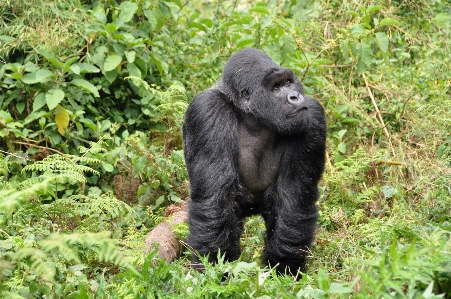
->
[188, 88, 235, 115]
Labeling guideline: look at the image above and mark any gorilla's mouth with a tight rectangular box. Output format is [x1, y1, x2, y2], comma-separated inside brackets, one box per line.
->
[287, 106, 308, 117]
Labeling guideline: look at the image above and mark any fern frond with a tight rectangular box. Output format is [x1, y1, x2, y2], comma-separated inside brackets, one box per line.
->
[0, 174, 69, 215]
[70, 193, 136, 219]
[14, 247, 56, 280]
[14, 231, 138, 281]
[355, 185, 380, 202]
[23, 154, 100, 183]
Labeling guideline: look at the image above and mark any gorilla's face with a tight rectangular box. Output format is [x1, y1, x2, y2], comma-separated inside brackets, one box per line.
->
[222, 49, 324, 135]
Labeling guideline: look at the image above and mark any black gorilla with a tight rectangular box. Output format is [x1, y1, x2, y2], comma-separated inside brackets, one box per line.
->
[182, 48, 326, 276]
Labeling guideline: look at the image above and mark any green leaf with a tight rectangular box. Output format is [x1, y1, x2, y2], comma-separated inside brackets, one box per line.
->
[232, 262, 257, 277]
[151, 54, 168, 74]
[45, 89, 65, 110]
[236, 37, 255, 48]
[126, 63, 141, 78]
[379, 17, 400, 27]
[36, 49, 62, 69]
[16, 102, 25, 114]
[351, 24, 365, 38]
[92, 46, 107, 68]
[115, 1, 138, 29]
[337, 129, 347, 139]
[24, 111, 47, 124]
[374, 32, 389, 53]
[366, 5, 383, 14]
[381, 185, 399, 198]
[261, 16, 273, 28]
[100, 119, 111, 132]
[329, 283, 353, 294]
[0, 35, 15, 43]
[104, 23, 117, 34]
[79, 118, 97, 132]
[337, 142, 347, 154]
[105, 69, 118, 84]
[249, 7, 270, 15]
[143, 9, 157, 30]
[354, 42, 373, 74]
[21, 69, 54, 84]
[342, 117, 360, 124]
[102, 163, 114, 172]
[103, 55, 122, 72]
[92, 5, 107, 24]
[134, 57, 148, 76]
[70, 63, 100, 75]
[189, 22, 207, 32]
[64, 56, 79, 68]
[33, 93, 47, 111]
[434, 13, 451, 28]
[71, 79, 100, 97]
[125, 50, 136, 63]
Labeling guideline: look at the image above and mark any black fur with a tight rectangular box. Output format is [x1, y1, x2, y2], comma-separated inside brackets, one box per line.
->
[182, 48, 327, 276]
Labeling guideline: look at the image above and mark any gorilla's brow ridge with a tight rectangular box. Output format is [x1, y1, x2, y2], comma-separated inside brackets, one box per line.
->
[263, 68, 294, 87]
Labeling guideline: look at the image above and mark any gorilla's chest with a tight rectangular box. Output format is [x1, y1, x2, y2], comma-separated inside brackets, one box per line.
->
[237, 120, 282, 201]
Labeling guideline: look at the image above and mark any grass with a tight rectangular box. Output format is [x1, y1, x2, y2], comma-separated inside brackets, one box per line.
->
[0, 0, 450, 298]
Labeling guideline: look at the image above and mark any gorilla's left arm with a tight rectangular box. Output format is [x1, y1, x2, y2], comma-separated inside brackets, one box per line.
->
[263, 102, 327, 274]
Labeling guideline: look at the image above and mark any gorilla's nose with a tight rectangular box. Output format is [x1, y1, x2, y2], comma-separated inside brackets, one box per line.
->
[286, 91, 306, 107]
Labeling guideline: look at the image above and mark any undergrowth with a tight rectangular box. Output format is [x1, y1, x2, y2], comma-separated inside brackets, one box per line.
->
[1, 0, 450, 298]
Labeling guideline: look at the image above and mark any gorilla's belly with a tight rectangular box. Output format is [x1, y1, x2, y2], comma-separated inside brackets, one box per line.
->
[238, 151, 279, 200]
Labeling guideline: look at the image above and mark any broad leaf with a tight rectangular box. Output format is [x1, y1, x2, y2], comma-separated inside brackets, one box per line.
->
[338, 142, 347, 154]
[54, 104, 69, 135]
[379, 17, 400, 27]
[351, 24, 365, 37]
[375, 32, 389, 53]
[71, 79, 100, 97]
[249, 7, 270, 15]
[115, 1, 138, 29]
[381, 185, 399, 199]
[21, 69, 54, 84]
[37, 49, 62, 69]
[126, 63, 141, 78]
[46, 89, 65, 110]
[70, 63, 100, 75]
[354, 42, 373, 74]
[104, 55, 122, 72]
[33, 93, 47, 111]
[92, 5, 107, 24]
[124, 50, 136, 63]
[143, 9, 157, 30]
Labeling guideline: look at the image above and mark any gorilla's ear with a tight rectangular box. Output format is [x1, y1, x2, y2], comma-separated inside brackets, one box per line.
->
[241, 90, 250, 99]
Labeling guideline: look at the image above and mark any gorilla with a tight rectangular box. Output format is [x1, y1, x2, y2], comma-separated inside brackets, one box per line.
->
[182, 48, 326, 276]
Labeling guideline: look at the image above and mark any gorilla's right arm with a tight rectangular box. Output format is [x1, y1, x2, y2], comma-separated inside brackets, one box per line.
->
[182, 89, 244, 265]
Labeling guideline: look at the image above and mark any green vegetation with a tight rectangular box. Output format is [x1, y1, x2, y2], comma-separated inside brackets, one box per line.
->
[1, 0, 450, 297]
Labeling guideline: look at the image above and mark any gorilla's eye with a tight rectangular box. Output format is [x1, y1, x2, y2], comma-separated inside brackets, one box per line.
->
[242, 90, 250, 99]
[285, 80, 291, 85]
[273, 85, 280, 91]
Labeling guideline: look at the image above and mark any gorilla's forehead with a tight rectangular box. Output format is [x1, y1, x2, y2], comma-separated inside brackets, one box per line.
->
[262, 68, 295, 85]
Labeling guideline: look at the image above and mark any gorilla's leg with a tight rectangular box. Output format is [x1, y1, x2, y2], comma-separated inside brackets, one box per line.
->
[188, 197, 244, 269]
[261, 187, 318, 276]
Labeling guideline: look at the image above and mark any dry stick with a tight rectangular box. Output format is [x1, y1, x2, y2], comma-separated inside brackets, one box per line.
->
[13, 141, 64, 155]
[361, 73, 396, 157]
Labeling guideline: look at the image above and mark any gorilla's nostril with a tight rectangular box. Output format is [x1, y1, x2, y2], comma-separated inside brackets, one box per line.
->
[286, 91, 305, 107]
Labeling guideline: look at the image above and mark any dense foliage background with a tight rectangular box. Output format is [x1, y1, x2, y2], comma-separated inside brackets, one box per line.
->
[1, 0, 450, 298]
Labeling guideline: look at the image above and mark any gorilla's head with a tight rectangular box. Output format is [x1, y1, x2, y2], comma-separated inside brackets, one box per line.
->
[221, 48, 324, 135]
